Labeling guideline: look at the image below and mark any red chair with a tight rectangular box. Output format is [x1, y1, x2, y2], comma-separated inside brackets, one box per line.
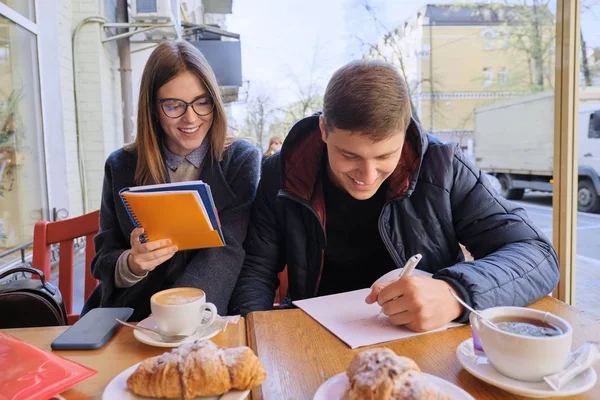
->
[274, 266, 289, 307]
[32, 210, 100, 324]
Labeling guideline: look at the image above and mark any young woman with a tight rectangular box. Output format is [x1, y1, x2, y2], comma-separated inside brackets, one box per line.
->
[82, 41, 261, 321]
[263, 136, 282, 158]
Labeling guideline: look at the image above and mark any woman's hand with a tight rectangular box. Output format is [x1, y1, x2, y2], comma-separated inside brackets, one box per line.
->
[127, 228, 178, 276]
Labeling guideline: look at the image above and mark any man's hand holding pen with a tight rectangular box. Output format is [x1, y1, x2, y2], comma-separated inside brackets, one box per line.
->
[365, 254, 464, 332]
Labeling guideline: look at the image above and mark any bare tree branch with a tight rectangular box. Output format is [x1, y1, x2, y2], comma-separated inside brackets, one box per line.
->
[357, 0, 422, 123]
[497, 0, 555, 91]
[277, 44, 325, 126]
[582, 0, 600, 13]
[239, 92, 275, 150]
[581, 0, 600, 85]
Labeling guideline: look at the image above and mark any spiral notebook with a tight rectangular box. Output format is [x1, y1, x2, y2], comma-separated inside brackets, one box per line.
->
[119, 180, 225, 251]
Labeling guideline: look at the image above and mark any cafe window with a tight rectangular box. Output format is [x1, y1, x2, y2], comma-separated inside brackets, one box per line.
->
[589, 112, 600, 139]
[574, 0, 600, 315]
[0, 14, 47, 261]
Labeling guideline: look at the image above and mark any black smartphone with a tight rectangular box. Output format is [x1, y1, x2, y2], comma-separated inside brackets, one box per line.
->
[50, 307, 134, 350]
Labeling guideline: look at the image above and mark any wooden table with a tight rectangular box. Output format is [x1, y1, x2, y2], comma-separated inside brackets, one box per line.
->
[2, 318, 247, 399]
[247, 297, 600, 400]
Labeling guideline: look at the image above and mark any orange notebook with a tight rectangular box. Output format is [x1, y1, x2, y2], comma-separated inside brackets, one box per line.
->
[120, 182, 224, 251]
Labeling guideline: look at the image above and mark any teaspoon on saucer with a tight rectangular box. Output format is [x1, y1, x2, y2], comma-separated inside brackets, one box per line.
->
[116, 318, 193, 342]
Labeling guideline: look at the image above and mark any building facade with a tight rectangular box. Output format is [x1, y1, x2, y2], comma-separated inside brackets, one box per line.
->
[366, 4, 554, 151]
[0, 0, 239, 268]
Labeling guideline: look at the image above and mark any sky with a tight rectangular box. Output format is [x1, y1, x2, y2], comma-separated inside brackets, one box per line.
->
[226, 0, 600, 128]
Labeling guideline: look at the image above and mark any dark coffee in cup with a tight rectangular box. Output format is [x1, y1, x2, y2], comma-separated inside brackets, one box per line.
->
[492, 316, 563, 337]
[471, 306, 573, 381]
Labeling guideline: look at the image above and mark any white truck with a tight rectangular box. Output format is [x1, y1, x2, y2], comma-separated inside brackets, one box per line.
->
[474, 90, 600, 213]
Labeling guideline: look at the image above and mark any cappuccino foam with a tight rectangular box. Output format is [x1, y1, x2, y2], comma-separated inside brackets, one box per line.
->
[153, 289, 203, 306]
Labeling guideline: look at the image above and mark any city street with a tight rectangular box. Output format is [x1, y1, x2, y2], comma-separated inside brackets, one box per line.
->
[515, 193, 600, 318]
[514, 192, 600, 261]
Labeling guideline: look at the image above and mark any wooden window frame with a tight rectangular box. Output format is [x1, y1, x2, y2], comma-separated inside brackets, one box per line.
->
[552, 0, 580, 304]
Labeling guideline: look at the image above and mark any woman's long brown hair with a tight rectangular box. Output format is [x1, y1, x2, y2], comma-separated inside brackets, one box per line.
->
[128, 40, 229, 185]
[264, 136, 282, 157]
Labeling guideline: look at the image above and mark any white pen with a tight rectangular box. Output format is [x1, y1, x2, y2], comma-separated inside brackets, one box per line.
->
[377, 254, 422, 315]
[397, 253, 422, 280]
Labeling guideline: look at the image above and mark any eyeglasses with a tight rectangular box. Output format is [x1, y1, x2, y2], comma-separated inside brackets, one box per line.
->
[158, 96, 215, 118]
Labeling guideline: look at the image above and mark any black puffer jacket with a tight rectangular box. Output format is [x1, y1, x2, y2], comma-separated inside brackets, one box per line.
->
[229, 115, 559, 322]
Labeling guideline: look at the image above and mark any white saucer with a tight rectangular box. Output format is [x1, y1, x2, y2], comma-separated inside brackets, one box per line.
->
[133, 315, 225, 348]
[313, 371, 475, 400]
[103, 362, 249, 400]
[456, 338, 597, 398]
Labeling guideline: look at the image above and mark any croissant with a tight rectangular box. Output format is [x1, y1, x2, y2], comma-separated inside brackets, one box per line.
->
[345, 348, 451, 400]
[127, 340, 266, 399]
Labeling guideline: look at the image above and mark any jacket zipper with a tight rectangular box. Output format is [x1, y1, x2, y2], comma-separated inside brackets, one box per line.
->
[278, 191, 327, 295]
[378, 198, 407, 269]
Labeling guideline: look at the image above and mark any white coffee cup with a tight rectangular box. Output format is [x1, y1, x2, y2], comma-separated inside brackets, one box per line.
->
[150, 287, 217, 336]
[470, 306, 573, 382]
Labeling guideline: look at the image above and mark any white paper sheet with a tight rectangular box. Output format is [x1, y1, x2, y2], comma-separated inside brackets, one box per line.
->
[292, 268, 462, 349]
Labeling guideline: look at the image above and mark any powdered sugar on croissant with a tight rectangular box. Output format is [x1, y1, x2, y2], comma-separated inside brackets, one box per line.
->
[126, 340, 266, 399]
[345, 348, 451, 400]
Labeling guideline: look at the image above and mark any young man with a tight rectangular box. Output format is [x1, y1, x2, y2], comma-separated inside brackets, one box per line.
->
[229, 60, 559, 332]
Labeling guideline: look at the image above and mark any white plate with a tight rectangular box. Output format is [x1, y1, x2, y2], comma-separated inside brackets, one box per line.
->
[103, 362, 250, 400]
[313, 371, 475, 400]
[456, 338, 597, 398]
[133, 315, 225, 348]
